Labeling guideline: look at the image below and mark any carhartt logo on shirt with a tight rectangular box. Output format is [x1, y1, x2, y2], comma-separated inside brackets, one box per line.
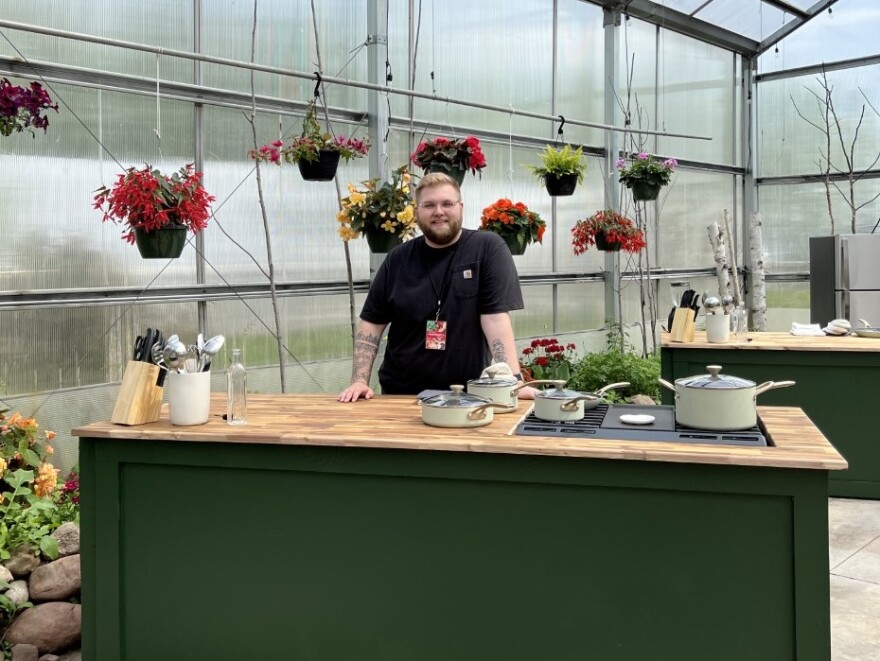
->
[462, 269, 472, 279]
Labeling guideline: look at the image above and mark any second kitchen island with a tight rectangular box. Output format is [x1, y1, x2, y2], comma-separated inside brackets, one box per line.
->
[74, 394, 846, 661]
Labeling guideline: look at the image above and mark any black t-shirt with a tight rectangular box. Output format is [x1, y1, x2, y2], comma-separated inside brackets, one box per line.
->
[360, 229, 524, 394]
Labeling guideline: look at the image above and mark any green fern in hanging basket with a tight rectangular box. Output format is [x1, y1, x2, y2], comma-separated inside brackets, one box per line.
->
[526, 144, 587, 184]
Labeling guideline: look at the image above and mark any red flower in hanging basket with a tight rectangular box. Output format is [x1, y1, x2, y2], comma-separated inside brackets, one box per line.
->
[571, 209, 646, 254]
[410, 135, 487, 178]
[0, 77, 58, 137]
[93, 163, 215, 244]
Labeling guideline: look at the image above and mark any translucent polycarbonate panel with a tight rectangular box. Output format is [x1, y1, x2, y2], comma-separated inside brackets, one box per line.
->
[616, 17, 657, 152]
[758, 64, 880, 178]
[200, 104, 371, 284]
[758, 181, 880, 273]
[0, 1, 193, 82]
[657, 30, 737, 165]
[759, 0, 880, 74]
[205, 293, 366, 392]
[653, 169, 739, 269]
[0, 303, 197, 398]
[658, 0, 713, 13]
[200, 0, 368, 110]
[0, 83, 197, 291]
[511, 282, 606, 338]
[556, 0, 605, 148]
[693, 0, 789, 42]
[388, 0, 553, 138]
[764, 281, 810, 331]
[554, 156, 608, 275]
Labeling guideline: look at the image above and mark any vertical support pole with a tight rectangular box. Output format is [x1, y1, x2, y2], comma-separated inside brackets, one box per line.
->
[194, 0, 208, 334]
[741, 55, 759, 314]
[603, 8, 622, 327]
[551, 0, 560, 333]
[367, 0, 390, 281]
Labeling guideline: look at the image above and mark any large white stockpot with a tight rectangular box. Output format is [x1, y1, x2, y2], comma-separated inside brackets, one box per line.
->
[658, 365, 795, 431]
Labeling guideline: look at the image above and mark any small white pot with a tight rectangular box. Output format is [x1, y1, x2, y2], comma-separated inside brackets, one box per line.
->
[466, 367, 527, 411]
[658, 365, 795, 431]
[421, 385, 516, 428]
[530, 380, 630, 422]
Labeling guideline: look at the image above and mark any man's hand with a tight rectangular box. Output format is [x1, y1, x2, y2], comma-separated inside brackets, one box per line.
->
[517, 385, 538, 400]
[337, 381, 375, 403]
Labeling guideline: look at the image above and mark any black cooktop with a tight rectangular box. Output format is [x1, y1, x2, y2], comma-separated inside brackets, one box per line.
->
[515, 404, 768, 447]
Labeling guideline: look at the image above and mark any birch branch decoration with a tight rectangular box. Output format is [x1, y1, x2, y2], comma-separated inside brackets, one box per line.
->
[707, 220, 731, 298]
[723, 209, 742, 308]
[749, 212, 768, 331]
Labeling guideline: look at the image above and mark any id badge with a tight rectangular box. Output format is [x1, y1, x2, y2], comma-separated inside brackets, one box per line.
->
[425, 320, 447, 350]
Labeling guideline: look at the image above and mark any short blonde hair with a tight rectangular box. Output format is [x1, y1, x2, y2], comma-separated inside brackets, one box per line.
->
[414, 172, 461, 202]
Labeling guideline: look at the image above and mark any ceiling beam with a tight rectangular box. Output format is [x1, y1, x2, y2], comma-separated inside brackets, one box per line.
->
[759, 0, 840, 55]
[762, 0, 810, 21]
[584, 0, 760, 55]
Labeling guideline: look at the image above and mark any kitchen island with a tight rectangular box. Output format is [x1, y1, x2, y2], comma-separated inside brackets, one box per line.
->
[74, 394, 846, 661]
[661, 330, 879, 499]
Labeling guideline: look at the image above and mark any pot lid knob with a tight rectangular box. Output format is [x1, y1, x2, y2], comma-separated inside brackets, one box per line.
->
[485, 367, 498, 380]
[449, 385, 464, 395]
[551, 380, 567, 390]
[706, 365, 722, 378]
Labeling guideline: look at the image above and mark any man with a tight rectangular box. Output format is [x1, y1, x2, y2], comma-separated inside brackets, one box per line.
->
[337, 172, 535, 402]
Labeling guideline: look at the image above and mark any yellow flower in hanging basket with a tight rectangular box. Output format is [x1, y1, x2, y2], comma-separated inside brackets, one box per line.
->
[337, 166, 417, 243]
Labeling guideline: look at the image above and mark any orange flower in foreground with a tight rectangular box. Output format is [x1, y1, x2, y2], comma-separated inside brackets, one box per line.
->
[34, 462, 59, 498]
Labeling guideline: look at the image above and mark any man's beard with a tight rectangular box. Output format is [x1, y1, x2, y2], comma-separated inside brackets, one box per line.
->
[418, 214, 463, 246]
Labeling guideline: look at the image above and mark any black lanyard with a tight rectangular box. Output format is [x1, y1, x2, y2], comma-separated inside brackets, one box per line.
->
[420, 239, 461, 321]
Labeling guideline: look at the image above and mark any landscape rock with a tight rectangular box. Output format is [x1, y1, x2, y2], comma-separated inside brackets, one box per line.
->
[5, 545, 42, 578]
[50, 525, 80, 558]
[7, 579, 30, 605]
[58, 651, 81, 661]
[38, 655, 60, 661]
[10, 644, 39, 661]
[5, 602, 81, 654]
[29, 556, 80, 601]
[630, 394, 658, 406]
[0, 564, 14, 584]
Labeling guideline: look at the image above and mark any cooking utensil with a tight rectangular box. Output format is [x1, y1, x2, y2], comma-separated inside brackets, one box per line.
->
[163, 340, 188, 372]
[199, 334, 225, 371]
[133, 327, 161, 362]
[852, 318, 880, 338]
[721, 294, 734, 314]
[529, 380, 630, 422]
[704, 296, 721, 314]
[658, 365, 795, 431]
[420, 385, 515, 428]
[466, 367, 527, 410]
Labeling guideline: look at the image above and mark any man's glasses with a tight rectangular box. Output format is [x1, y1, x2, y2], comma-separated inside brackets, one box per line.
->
[417, 200, 461, 211]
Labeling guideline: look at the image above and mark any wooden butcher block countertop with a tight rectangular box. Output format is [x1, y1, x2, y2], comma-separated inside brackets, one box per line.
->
[662, 330, 880, 352]
[73, 393, 847, 471]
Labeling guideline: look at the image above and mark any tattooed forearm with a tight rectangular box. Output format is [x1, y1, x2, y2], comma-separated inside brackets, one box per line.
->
[352, 330, 381, 383]
[490, 338, 507, 364]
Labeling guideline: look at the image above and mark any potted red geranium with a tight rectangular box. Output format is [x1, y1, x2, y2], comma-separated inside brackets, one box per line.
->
[410, 135, 486, 185]
[571, 209, 646, 254]
[94, 164, 215, 259]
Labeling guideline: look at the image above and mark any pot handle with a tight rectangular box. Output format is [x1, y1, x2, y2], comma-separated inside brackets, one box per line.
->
[559, 395, 599, 411]
[595, 381, 630, 397]
[525, 379, 566, 389]
[755, 380, 796, 396]
[466, 402, 517, 420]
[658, 378, 676, 392]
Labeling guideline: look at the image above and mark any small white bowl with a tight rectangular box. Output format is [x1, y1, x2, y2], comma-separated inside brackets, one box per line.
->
[619, 414, 656, 426]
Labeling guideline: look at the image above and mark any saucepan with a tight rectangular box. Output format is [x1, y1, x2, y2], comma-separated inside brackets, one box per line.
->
[853, 318, 880, 339]
[658, 364, 795, 431]
[420, 385, 516, 428]
[528, 380, 630, 422]
[466, 367, 529, 410]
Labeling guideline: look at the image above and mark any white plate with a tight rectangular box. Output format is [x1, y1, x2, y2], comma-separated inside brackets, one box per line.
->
[619, 414, 656, 426]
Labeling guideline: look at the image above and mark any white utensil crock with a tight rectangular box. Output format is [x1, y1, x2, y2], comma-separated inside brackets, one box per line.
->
[167, 371, 211, 426]
[705, 313, 730, 343]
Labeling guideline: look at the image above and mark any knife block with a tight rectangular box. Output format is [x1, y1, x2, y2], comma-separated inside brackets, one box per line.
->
[669, 308, 696, 343]
[111, 360, 164, 425]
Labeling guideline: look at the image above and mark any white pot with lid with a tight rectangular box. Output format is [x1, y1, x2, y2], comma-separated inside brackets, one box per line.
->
[466, 367, 527, 410]
[658, 364, 795, 431]
[530, 380, 630, 422]
[420, 385, 517, 428]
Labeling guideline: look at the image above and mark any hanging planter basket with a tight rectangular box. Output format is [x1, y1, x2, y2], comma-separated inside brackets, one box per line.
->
[594, 229, 622, 252]
[544, 173, 578, 197]
[298, 150, 341, 182]
[427, 164, 466, 186]
[630, 182, 662, 201]
[365, 231, 404, 254]
[134, 225, 187, 259]
[500, 233, 528, 256]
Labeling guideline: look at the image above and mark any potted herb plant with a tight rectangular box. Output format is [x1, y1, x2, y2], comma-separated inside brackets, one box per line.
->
[410, 135, 487, 185]
[616, 152, 677, 201]
[479, 198, 546, 255]
[0, 77, 58, 137]
[526, 144, 587, 196]
[571, 209, 646, 254]
[336, 166, 417, 253]
[94, 163, 215, 259]
[249, 101, 370, 182]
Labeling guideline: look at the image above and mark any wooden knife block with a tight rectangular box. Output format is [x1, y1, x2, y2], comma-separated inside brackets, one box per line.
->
[669, 308, 696, 343]
[111, 360, 164, 425]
